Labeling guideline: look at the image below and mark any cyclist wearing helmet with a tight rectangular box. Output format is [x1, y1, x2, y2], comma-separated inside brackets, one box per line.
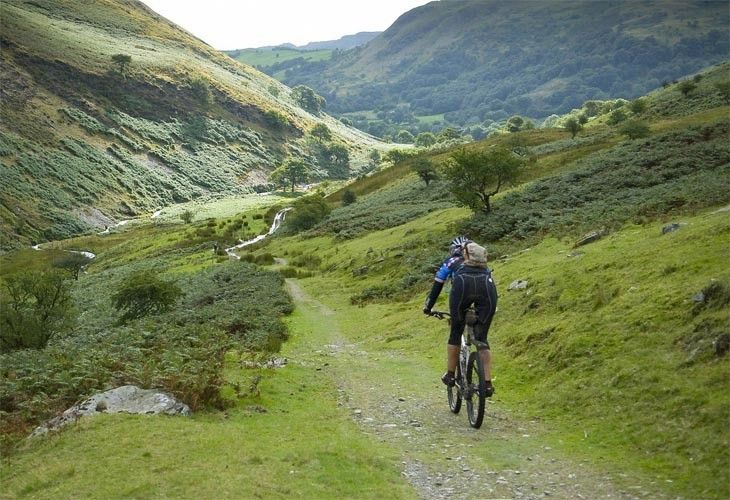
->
[423, 236, 498, 396]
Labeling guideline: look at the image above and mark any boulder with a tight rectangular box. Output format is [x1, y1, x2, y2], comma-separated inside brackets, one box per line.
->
[574, 230, 604, 247]
[31, 385, 190, 437]
[508, 280, 529, 290]
[662, 222, 684, 234]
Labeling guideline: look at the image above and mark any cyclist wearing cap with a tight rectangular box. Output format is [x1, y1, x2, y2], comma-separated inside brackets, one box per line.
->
[423, 236, 498, 396]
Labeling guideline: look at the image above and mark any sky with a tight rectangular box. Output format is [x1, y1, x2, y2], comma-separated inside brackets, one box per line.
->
[139, 0, 436, 50]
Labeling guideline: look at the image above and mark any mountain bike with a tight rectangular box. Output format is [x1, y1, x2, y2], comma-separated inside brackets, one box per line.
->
[430, 309, 487, 429]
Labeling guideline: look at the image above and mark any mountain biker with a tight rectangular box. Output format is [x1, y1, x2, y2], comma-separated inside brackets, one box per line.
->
[423, 236, 498, 397]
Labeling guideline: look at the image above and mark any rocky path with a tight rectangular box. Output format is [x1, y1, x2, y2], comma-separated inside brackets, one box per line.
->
[284, 280, 661, 499]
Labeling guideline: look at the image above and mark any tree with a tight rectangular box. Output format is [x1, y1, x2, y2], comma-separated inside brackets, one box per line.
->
[190, 77, 212, 107]
[607, 109, 627, 125]
[506, 115, 526, 133]
[713, 81, 730, 103]
[111, 53, 132, 74]
[292, 85, 325, 115]
[412, 157, 439, 186]
[677, 80, 696, 97]
[395, 130, 414, 144]
[342, 189, 357, 206]
[112, 271, 182, 323]
[578, 113, 589, 125]
[384, 148, 416, 165]
[564, 118, 582, 139]
[270, 158, 309, 192]
[620, 120, 650, 139]
[52, 252, 93, 280]
[311, 123, 332, 142]
[415, 132, 436, 148]
[444, 147, 524, 213]
[180, 209, 195, 223]
[628, 98, 647, 114]
[0, 270, 74, 352]
[324, 143, 350, 174]
[286, 194, 331, 231]
[437, 127, 461, 142]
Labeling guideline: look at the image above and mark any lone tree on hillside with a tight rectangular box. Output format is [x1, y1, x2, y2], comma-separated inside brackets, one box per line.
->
[111, 53, 132, 74]
[620, 120, 650, 140]
[270, 158, 309, 192]
[292, 85, 325, 115]
[342, 189, 357, 206]
[52, 252, 93, 280]
[310, 123, 332, 142]
[678, 80, 697, 97]
[444, 147, 525, 213]
[412, 157, 439, 186]
[112, 271, 182, 324]
[564, 118, 582, 139]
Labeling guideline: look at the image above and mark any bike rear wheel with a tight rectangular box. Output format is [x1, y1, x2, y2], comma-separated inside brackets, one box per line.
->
[465, 351, 486, 428]
[447, 362, 462, 414]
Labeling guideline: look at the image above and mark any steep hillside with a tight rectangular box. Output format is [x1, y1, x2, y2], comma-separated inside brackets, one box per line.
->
[271, 0, 728, 135]
[0, 0, 383, 250]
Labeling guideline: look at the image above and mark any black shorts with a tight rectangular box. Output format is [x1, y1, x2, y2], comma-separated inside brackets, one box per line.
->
[448, 267, 498, 347]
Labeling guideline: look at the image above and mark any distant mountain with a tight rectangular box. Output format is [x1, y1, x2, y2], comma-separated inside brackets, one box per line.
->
[299, 32, 380, 51]
[0, 0, 382, 249]
[270, 0, 729, 134]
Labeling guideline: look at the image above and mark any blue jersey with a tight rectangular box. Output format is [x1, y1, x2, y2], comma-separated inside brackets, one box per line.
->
[434, 255, 464, 283]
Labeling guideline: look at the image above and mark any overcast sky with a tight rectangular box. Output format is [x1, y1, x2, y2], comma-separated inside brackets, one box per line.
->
[139, 0, 436, 50]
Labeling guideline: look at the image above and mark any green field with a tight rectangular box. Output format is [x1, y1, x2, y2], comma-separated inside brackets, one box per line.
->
[226, 47, 333, 67]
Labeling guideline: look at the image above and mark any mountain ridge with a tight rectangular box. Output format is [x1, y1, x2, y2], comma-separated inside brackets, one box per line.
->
[266, 0, 729, 136]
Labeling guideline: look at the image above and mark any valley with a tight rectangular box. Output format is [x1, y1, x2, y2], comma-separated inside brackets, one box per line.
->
[0, 1, 728, 498]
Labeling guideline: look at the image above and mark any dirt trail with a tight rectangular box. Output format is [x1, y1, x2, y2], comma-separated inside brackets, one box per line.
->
[285, 279, 661, 499]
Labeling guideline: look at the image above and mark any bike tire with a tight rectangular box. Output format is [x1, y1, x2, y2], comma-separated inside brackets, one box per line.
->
[466, 351, 486, 428]
[447, 362, 462, 414]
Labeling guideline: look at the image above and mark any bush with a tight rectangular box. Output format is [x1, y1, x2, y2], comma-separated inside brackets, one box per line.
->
[286, 194, 331, 232]
[342, 189, 357, 206]
[0, 270, 75, 352]
[181, 209, 195, 224]
[111, 271, 183, 323]
[620, 120, 651, 139]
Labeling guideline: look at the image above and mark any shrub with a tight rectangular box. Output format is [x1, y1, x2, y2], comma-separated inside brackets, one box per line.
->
[181, 209, 195, 223]
[342, 189, 357, 206]
[52, 252, 93, 280]
[286, 194, 331, 232]
[111, 271, 183, 323]
[620, 120, 651, 139]
[0, 270, 75, 352]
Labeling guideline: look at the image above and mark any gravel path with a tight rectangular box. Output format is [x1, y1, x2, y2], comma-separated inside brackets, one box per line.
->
[285, 280, 665, 500]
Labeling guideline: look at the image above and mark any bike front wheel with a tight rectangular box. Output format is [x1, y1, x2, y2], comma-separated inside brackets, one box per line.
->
[465, 351, 486, 428]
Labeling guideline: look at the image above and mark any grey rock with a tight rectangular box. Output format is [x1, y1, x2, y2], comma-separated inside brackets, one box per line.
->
[573, 230, 604, 247]
[31, 385, 190, 437]
[662, 222, 684, 234]
[508, 280, 529, 290]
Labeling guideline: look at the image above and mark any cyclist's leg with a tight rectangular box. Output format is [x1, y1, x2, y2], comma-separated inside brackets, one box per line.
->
[446, 275, 467, 377]
[474, 274, 498, 392]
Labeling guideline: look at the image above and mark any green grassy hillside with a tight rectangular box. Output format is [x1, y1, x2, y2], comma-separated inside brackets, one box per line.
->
[0, 0, 383, 251]
[238, 68, 730, 496]
[267, 0, 728, 136]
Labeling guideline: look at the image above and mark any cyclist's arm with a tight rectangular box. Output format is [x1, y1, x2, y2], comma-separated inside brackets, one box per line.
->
[424, 258, 456, 313]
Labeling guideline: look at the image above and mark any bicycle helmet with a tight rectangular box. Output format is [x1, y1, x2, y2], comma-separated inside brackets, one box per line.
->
[449, 235, 471, 256]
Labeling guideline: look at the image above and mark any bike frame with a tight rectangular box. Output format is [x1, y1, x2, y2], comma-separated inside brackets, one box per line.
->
[430, 308, 488, 428]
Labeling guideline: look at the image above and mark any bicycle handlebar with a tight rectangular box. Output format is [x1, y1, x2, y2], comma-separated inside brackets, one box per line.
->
[428, 310, 451, 320]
